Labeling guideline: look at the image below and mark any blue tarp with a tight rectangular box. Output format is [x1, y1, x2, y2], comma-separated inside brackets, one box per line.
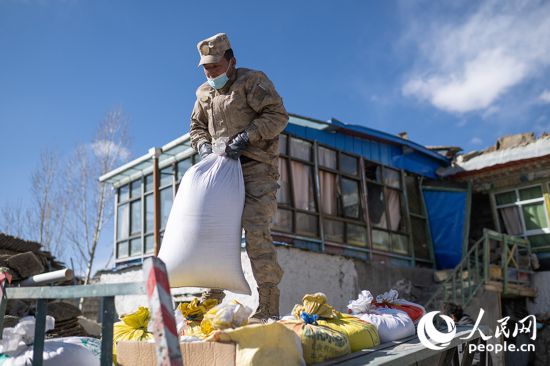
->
[423, 189, 468, 269]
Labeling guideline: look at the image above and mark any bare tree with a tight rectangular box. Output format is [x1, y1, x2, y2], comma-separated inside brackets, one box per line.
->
[64, 108, 130, 288]
[0, 200, 28, 239]
[26, 150, 68, 257]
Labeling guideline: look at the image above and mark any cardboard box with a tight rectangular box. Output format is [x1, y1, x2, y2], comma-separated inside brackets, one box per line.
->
[117, 340, 236, 366]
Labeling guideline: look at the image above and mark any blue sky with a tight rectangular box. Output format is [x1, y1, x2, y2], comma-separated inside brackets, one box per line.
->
[1, 0, 549, 271]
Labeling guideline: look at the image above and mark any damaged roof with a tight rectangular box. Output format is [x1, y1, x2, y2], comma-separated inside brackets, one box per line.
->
[441, 132, 550, 177]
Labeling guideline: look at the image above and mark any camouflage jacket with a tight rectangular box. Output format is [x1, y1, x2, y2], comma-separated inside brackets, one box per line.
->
[190, 68, 288, 166]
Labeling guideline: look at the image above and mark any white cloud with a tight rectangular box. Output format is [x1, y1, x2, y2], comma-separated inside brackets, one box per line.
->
[539, 89, 550, 104]
[402, 0, 550, 114]
[91, 140, 130, 161]
[470, 137, 483, 145]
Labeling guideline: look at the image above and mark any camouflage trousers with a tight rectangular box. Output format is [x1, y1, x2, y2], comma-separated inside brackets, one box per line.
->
[202, 159, 284, 317]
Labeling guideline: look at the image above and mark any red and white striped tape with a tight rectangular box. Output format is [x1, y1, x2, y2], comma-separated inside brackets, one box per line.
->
[143, 257, 183, 366]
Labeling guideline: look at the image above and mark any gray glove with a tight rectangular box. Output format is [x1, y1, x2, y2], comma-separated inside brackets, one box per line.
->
[198, 142, 213, 160]
[225, 131, 249, 160]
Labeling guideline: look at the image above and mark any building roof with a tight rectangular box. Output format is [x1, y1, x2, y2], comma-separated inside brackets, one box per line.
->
[100, 113, 450, 186]
[0, 233, 64, 270]
[441, 133, 550, 177]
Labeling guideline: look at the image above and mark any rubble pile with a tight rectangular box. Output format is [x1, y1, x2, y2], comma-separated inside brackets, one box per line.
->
[0, 233, 93, 338]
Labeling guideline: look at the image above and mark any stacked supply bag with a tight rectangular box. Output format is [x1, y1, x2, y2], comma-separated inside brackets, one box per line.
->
[112, 307, 153, 363]
[373, 289, 426, 323]
[347, 290, 415, 343]
[176, 298, 218, 338]
[0, 316, 101, 366]
[281, 292, 380, 364]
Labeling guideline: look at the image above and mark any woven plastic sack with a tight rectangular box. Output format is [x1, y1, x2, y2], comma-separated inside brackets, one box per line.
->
[373, 289, 426, 323]
[292, 292, 379, 352]
[318, 313, 380, 352]
[207, 322, 305, 366]
[177, 298, 218, 338]
[358, 307, 415, 343]
[0, 337, 101, 366]
[158, 153, 250, 294]
[200, 300, 252, 336]
[348, 290, 415, 343]
[280, 320, 350, 365]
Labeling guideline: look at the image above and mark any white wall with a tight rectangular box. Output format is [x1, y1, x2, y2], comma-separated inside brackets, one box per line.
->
[100, 246, 359, 317]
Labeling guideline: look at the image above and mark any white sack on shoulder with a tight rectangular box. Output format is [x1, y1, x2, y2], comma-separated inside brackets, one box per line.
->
[159, 154, 250, 294]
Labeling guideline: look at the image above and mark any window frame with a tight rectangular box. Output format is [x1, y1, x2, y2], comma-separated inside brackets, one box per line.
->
[493, 184, 550, 248]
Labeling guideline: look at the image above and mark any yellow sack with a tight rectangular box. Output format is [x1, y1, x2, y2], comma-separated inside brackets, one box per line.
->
[292, 292, 337, 320]
[318, 313, 380, 352]
[281, 320, 350, 364]
[207, 322, 305, 366]
[177, 298, 218, 338]
[200, 300, 252, 336]
[112, 306, 153, 362]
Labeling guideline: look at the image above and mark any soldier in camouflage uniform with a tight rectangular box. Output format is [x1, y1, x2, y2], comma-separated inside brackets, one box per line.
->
[189, 33, 288, 318]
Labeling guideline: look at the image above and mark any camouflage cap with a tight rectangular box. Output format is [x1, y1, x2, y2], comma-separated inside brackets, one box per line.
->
[196, 33, 231, 66]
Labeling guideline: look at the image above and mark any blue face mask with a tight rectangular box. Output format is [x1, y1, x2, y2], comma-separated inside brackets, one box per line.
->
[207, 62, 232, 89]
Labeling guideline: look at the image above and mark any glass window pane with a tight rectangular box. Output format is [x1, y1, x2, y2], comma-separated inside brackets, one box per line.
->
[160, 166, 173, 187]
[318, 147, 337, 169]
[277, 158, 291, 205]
[411, 217, 430, 260]
[340, 154, 358, 176]
[289, 138, 312, 161]
[296, 213, 318, 237]
[498, 207, 523, 235]
[119, 185, 129, 202]
[372, 230, 390, 251]
[290, 162, 316, 211]
[130, 238, 142, 257]
[130, 180, 141, 198]
[342, 178, 360, 218]
[519, 186, 543, 201]
[391, 234, 409, 255]
[368, 184, 387, 228]
[117, 241, 129, 259]
[273, 209, 292, 232]
[387, 189, 405, 232]
[320, 171, 338, 215]
[279, 134, 288, 155]
[324, 220, 344, 242]
[160, 188, 173, 230]
[364, 161, 382, 182]
[145, 174, 153, 192]
[117, 204, 129, 240]
[145, 235, 155, 254]
[145, 194, 154, 233]
[529, 234, 550, 250]
[130, 200, 142, 235]
[495, 191, 517, 205]
[383, 168, 401, 189]
[177, 158, 193, 181]
[522, 203, 548, 230]
[405, 176, 423, 215]
[347, 224, 367, 247]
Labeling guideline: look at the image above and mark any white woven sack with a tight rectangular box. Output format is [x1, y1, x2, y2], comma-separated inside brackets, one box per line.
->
[158, 154, 250, 294]
[2, 337, 101, 366]
[359, 308, 415, 343]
